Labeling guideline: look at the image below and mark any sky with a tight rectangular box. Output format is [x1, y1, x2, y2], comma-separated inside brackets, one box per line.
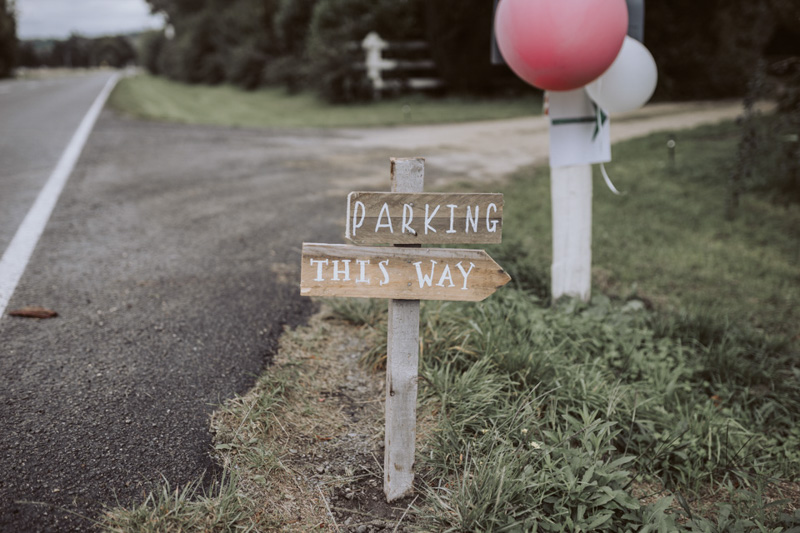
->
[16, 0, 166, 40]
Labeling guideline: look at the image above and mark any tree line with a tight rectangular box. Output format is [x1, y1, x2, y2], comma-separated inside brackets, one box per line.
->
[0, 0, 137, 76]
[139, 0, 514, 102]
[0, 0, 15, 77]
[140, 0, 799, 103]
[1, 0, 798, 107]
[17, 35, 137, 69]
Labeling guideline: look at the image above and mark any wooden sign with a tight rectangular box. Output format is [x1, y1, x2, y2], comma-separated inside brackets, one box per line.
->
[299, 157, 511, 503]
[346, 192, 503, 245]
[300, 243, 511, 302]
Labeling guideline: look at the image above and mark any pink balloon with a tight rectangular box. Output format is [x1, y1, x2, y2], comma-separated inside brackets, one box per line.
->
[495, 0, 629, 91]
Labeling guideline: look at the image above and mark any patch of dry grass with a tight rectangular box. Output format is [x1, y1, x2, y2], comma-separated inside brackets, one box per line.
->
[210, 308, 420, 532]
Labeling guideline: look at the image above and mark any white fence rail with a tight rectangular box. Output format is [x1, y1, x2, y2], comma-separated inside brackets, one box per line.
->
[360, 32, 443, 98]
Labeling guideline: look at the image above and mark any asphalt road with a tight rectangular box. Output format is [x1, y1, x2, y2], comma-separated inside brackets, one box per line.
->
[0, 74, 381, 531]
[0, 71, 747, 532]
[0, 71, 116, 253]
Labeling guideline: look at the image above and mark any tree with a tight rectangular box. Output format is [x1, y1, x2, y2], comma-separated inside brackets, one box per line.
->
[265, 0, 317, 90]
[139, 30, 166, 74]
[92, 36, 136, 68]
[0, 0, 17, 77]
[424, 0, 500, 94]
[17, 40, 40, 67]
[770, 0, 800, 29]
[144, 0, 281, 89]
[305, 0, 425, 102]
[645, 0, 777, 100]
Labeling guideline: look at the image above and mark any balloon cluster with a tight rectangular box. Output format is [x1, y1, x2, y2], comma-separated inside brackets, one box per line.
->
[494, 0, 657, 114]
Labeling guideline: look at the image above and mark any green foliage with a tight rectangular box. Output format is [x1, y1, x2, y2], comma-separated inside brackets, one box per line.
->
[159, 9, 224, 84]
[19, 34, 136, 69]
[327, 118, 800, 530]
[328, 298, 387, 329]
[741, 113, 800, 205]
[109, 74, 541, 128]
[487, 118, 800, 338]
[646, 0, 777, 100]
[0, 0, 16, 77]
[138, 31, 165, 75]
[146, 0, 280, 89]
[92, 36, 137, 67]
[101, 116, 799, 531]
[140, 0, 798, 101]
[273, 0, 317, 56]
[305, 0, 424, 102]
[100, 473, 255, 532]
[216, 0, 276, 90]
[423, 398, 662, 532]
[334, 287, 798, 530]
[266, 0, 317, 90]
[424, 0, 519, 95]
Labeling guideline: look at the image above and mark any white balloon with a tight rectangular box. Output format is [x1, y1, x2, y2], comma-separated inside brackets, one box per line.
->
[586, 36, 657, 114]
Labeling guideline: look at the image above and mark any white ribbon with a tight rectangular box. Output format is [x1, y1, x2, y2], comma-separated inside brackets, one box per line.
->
[599, 162, 624, 195]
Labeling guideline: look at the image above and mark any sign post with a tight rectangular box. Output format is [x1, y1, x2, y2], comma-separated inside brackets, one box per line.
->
[385, 158, 423, 502]
[300, 157, 510, 502]
[494, 0, 652, 305]
[547, 88, 610, 302]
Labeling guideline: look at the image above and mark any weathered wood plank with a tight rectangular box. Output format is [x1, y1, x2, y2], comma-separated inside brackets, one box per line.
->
[346, 192, 503, 245]
[300, 243, 511, 302]
[385, 157, 422, 503]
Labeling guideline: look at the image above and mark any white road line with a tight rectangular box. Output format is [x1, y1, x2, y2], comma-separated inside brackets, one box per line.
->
[0, 72, 121, 318]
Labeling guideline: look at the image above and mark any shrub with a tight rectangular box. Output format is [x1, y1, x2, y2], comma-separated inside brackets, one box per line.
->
[305, 0, 424, 102]
[424, 0, 514, 94]
[266, 0, 318, 91]
[138, 30, 165, 75]
[0, 0, 16, 78]
[158, 10, 225, 84]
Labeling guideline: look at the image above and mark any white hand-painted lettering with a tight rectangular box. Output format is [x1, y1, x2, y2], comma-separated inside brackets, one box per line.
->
[356, 259, 370, 283]
[401, 204, 415, 235]
[466, 206, 479, 233]
[424, 204, 440, 234]
[332, 260, 351, 281]
[378, 259, 390, 286]
[456, 261, 475, 290]
[486, 203, 498, 232]
[413, 260, 437, 288]
[310, 258, 329, 282]
[436, 263, 455, 287]
[351, 201, 366, 236]
[446, 204, 457, 234]
[375, 203, 394, 233]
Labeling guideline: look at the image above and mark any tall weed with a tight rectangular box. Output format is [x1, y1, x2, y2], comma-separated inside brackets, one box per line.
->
[332, 289, 800, 530]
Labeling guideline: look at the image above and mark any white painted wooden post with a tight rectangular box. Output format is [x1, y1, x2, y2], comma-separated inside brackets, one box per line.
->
[384, 157, 424, 502]
[362, 32, 389, 98]
[550, 164, 593, 302]
[548, 88, 607, 304]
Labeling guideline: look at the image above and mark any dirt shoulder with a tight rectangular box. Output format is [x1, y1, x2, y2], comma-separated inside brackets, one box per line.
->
[327, 100, 758, 185]
[209, 307, 423, 532]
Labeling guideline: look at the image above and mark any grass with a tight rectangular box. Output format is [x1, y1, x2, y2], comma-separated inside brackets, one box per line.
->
[102, 474, 254, 533]
[108, 74, 543, 128]
[102, 116, 800, 531]
[406, 292, 800, 531]
[491, 118, 800, 338]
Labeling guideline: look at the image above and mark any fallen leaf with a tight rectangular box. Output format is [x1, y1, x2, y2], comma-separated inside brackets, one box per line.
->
[8, 306, 58, 319]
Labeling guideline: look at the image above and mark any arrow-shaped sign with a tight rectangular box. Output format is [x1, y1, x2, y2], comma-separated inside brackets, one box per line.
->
[300, 243, 511, 302]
